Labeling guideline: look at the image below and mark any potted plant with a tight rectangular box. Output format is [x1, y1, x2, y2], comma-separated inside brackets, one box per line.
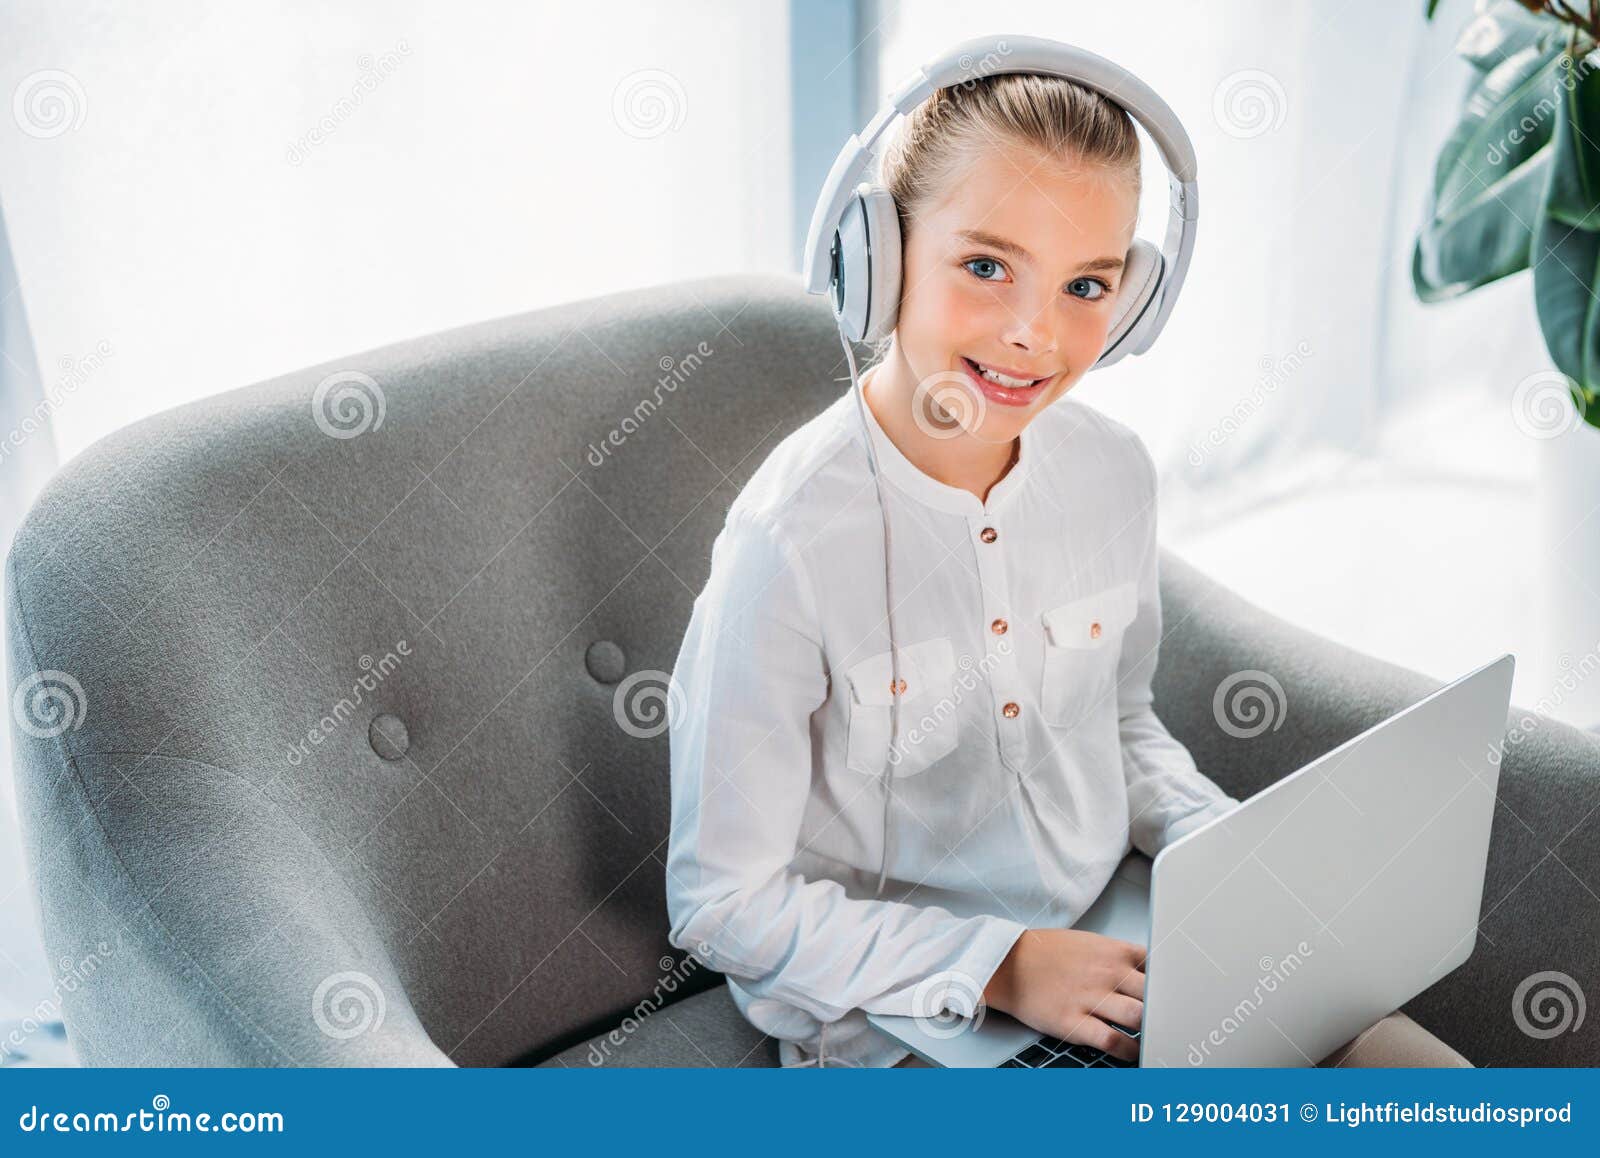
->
[1415, 0, 1600, 728]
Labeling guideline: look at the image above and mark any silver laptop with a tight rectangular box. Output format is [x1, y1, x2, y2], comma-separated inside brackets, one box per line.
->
[868, 652, 1515, 1067]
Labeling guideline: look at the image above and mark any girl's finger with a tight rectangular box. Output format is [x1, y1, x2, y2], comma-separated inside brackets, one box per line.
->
[1075, 1015, 1140, 1063]
[1097, 992, 1144, 1034]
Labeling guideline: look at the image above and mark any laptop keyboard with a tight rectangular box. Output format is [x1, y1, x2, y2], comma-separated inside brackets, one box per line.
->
[999, 1023, 1140, 1068]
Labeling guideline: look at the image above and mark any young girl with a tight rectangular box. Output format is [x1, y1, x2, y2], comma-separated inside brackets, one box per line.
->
[665, 70, 1470, 1069]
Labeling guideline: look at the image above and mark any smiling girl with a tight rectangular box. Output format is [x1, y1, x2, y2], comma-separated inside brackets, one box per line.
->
[664, 61, 1470, 1070]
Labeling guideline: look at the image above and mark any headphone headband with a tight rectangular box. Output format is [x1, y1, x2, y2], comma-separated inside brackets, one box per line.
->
[801, 34, 1200, 358]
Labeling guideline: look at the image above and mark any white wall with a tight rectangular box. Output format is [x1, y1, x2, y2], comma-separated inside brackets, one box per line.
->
[0, 0, 792, 467]
[0, 0, 791, 1024]
[871, 0, 1545, 531]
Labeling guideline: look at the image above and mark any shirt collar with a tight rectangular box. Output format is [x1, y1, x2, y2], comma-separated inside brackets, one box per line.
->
[852, 375, 1036, 518]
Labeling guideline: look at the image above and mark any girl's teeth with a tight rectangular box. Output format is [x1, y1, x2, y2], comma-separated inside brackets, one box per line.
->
[973, 361, 1037, 388]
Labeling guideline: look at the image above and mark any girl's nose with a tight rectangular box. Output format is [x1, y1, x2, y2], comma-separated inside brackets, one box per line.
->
[1000, 303, 1058, 356]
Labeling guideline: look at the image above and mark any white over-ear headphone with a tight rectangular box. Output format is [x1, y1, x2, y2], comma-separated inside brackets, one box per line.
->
[802, 33, 1199, 364]
[799, 34, 1200, 903]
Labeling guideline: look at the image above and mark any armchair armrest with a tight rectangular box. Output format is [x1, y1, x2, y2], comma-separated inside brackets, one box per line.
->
[1154, 549, 1600, 1067]
[14, 747, 452, 1066]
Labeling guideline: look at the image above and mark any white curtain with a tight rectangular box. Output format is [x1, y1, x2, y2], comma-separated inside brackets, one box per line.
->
[874, 0, 1483, 511]
[875, 0, 1556, 711]
[0, 0, 791, 1034]
[0, 200, 58, 1037]
[0, 0, 792, 465]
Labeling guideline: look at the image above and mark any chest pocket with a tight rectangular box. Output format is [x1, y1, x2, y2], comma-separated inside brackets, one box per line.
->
[844, 636, 960, 779]
[1039, 580, 1140, 731]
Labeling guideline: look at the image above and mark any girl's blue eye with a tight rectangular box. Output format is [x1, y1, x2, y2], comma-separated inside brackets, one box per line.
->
[963, 257, 1007, 281]
[1068, 276, 1109, 301]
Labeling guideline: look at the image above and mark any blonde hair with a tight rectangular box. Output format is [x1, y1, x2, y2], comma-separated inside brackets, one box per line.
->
[870, 71, 1142, 361]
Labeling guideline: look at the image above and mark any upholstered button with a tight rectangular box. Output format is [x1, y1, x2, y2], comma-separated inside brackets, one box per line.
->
[980, 527, 998, 543]
[1090, 622, 1102, 639]
[369, 713, 410, 761]
[585, 640, 627, 684]
[1002, 702, 1020, 718]
[990, 618, 1008, 635]
[891, 678, 907, 695]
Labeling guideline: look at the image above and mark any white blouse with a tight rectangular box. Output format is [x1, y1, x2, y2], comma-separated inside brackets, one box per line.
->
[664, 380, 1240, 1067]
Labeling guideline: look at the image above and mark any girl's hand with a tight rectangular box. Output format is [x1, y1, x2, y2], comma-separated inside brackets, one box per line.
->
[981, 928, 1146, 1063]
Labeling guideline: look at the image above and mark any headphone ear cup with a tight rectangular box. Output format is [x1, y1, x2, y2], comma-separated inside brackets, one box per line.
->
[858, 186, 902, 343]
[831, 189, 869, 342]
[830, 184, 902, 344]
[1096, 238, 1163, 369]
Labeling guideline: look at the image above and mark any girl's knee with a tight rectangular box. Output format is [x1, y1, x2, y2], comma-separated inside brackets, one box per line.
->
[1318, 1010, 1471, 1068]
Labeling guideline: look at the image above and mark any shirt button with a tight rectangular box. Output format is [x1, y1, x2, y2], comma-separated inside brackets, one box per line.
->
[990, 618, 1008, 635]
[1002, 702, 1020, 719]
[980, 527, 998, 543]
[1089, 622, 1102, 639]
[891, 678, 907, 695]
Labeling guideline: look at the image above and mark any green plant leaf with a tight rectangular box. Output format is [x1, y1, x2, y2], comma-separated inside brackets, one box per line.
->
[1414, 43, 1569, 300]
[1449, 0, 1562, 73]
[1414, 150, 1552, 300]
[1431, 44, 1566, 210]
[1532, 205, 1600, 399]
[1543, 53, 1600, 227]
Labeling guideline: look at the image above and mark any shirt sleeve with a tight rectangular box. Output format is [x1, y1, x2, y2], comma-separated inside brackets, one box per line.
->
[1116, 438, 1242, 858]
[665, 505, 1027, 1024]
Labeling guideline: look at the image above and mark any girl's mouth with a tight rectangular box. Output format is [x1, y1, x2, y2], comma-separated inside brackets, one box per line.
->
[959, 356, 1051, 407]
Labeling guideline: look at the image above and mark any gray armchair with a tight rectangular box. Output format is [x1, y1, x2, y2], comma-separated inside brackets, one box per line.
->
[6, 275, 1597, 1067]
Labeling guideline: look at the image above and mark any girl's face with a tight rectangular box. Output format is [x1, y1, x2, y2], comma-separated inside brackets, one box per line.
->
[890, 140, 1139, 446]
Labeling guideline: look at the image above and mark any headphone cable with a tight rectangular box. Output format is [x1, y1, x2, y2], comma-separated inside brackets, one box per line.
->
[839, 334, 901, 900]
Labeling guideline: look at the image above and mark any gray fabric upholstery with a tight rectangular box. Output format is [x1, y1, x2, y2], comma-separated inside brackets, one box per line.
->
[538, 986, 777, 1068]
[5, 273, 1597, 1067]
